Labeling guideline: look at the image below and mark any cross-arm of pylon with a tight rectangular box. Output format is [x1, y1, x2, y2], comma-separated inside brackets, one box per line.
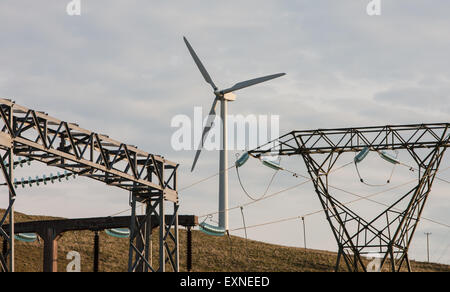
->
[0, 98, 178, 202]
[249, 123, 450, 157]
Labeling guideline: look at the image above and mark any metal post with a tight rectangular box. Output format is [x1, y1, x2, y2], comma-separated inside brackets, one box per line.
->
[0, 151, 17, 273]
[128, 192, 137, 272]
[42, 228, 58, 272]
[158, 158, 166, 273]
[135, 221, 145, 272]
[93, 231, 99, 272]
[174, 203, 180, 272]
[240, 207, 248, 241]
[219, 98, 229, 231]
[147, 167, 154, 271]
[128, 190, 154, 273]
[425, 232, 432, 263]
[159, 196, 165, 272]
[301, 217, 307, 249]
[174, 165, 180, 272]
[8, 106, 14, 272]
[187, 227, 192, 272]
[335, 248, 342, 272]
[144, 201, 151, 272]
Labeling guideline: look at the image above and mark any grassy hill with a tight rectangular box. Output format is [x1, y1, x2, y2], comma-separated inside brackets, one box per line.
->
[1, 209, 449, 272]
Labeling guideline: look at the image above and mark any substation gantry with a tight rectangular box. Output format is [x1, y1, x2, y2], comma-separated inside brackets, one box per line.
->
[0, 98, 179, 272]
[249, 123, 450, 272]
[3, 215, 198, 272]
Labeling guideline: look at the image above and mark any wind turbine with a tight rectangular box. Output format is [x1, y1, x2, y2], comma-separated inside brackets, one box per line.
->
[183, 36, 285, 233]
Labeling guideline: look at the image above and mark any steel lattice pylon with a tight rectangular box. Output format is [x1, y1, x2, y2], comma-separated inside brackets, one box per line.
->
[249, 123, 450, 272]
[0, 98, 179, 272]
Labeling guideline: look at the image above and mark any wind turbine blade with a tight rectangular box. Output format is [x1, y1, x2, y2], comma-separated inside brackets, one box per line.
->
[221, 73, 286, 95]
[191, 148, 203, 173]
[191, 98, 220, 172]
[183, 37, 217, 90]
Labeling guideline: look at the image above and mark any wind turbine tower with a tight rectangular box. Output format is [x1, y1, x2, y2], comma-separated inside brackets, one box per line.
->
[184, 37, 286, 233]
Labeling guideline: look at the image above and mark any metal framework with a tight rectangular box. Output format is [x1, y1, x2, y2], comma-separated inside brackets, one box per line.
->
[3, 215, 197, 272]
[249, 123, 450, 272]
[128, 193, 180, 272]
[0, 98, 179, 272]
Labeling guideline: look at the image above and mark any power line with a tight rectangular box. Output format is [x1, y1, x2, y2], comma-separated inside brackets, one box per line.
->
[82, 146, 450, 220]
[179, 165, 235, 192]
[236, 164, 279, 201]
[107, 165, 237, 217]
[200, 161, 450, 231]
[199, 161, 354, 218]
[108, 157, 450, 231]
[230, 170, 450, 232]
[198, 179, 311, 218]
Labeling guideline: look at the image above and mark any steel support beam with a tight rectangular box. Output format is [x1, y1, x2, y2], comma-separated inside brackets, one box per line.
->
[187, 227, 192, 272]
[42, 228, 60, 272]
[0, 98, 179, 195]
[128, 193, 181, 272]
[3, 214, 197, 272]
[0, 151, 17, 273]
[93, 231, 99, 272]
[3, 215, 197, 235]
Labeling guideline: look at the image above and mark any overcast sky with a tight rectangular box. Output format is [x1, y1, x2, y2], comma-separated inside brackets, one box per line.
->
[0, 0, 449, 266]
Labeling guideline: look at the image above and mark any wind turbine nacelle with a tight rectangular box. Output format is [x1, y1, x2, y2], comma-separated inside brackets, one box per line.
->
[223, 92, 236, 101]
